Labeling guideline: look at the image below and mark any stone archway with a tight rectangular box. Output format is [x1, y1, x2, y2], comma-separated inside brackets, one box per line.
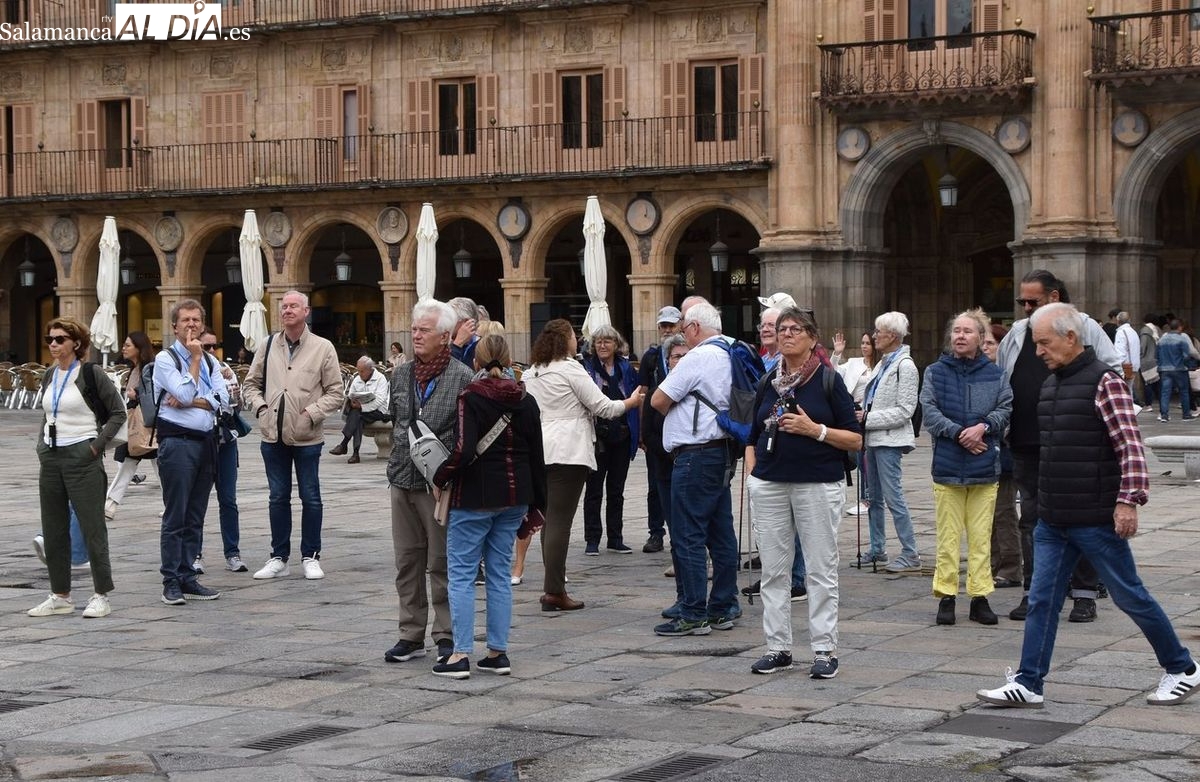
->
[1113, 106, 1200, 241]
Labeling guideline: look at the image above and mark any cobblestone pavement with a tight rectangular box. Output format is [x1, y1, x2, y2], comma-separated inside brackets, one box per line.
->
[0, 409, 1197, 781]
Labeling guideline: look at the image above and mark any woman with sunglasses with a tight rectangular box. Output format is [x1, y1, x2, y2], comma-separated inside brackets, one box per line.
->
[28, 317, 126, 619]
[104, 331, 157, 521]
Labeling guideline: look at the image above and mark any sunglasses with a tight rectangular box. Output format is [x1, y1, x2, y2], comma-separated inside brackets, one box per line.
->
[201, 343, 219, 352]
[44, 335, 69, 345]
[1015, 298, 1042, 308]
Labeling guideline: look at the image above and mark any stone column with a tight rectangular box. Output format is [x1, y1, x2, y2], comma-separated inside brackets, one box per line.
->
[155, 284, 206, 346]
[53, 284, 94, 325]
[499, 277, 549, 364]
[380, 281, 415, 355]
[767, 0, 819, 234]
[756, 243, 887, 336]
[264, 283, 312, 334]
[1009, 237, 1159, 324]
[627, 272, 678, 355]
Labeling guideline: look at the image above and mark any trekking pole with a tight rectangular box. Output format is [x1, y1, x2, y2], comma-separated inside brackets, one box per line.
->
[851, 454, 863, 570]
[737, 459, 757, 606]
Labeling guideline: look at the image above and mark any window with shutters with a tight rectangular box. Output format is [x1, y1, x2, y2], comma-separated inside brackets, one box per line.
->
[101, 99, 131, 169]
[561, 72, 603, 150]
[693, 61, 738, 142]
[202, 91, 245, 145]
[315, 84, 370, 162]
[437, 79, 477, 156]
[1, 0, 29, 24]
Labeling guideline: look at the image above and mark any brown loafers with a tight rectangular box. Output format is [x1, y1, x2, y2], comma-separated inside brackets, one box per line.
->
[540, 593, 585, 612]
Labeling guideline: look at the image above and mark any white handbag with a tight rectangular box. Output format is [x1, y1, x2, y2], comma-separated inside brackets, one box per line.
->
[409, 417, 450, 487]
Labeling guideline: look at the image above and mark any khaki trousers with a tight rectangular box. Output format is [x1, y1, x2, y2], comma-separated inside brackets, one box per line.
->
[390, 485, 451, 644]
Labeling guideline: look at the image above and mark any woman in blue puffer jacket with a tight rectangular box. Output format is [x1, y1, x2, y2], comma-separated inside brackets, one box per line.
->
[920, 308, 1012, 628]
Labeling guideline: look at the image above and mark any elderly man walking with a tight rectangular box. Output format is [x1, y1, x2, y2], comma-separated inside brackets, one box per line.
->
[384, 299, 473, 663]
[331, 356, 391, 463]
[243, 290, 345, 581]
[977, 303, 1199, 708]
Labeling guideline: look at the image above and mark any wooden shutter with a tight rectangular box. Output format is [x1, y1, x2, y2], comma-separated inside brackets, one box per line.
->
[131, 96, 146, 146]
[660, 61, 687, 132]
[407, 79, 432, 146]
[477, 72, 498, 128]
[604, 64, 626, 122]
[11, 103, 34, 153]
[75, 100, 99, 164]
[529, 71, 554, 140]
[356, 82, 371, 135]
[203, 91, 245, 144]
[980, 0, 1002, 49]
[740, 54, 764, 131]
[864, 0, 877, 40]
[315, 85, 337, 137]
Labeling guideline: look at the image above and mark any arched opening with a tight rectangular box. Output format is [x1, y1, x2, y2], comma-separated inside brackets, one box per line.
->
[118, 231, 164, 349]
[1153, 147, 1200, 325]
[198, 226, 267, 363]
[434, 219, 505, 325]
[542, 217, 633, 347]
[309, 222, 384, 363]
[880, 145, 1015, 364]
[673, 208, 761, 345]
[2, 234, 57, 363]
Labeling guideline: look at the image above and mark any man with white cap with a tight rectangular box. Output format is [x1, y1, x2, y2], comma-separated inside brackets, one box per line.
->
[758, 292, 798, 311]
[639, 305, 683, 553]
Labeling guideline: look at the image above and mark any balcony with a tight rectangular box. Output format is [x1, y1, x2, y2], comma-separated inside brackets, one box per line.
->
[818, 30, 1036, 119]
[0, 0, 622, 51]
[1090, 8, 1200, 95]
[0, 113, 769, 204]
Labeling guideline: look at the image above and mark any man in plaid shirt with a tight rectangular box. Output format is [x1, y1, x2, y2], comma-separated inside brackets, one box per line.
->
[978, 303, 1199, 709]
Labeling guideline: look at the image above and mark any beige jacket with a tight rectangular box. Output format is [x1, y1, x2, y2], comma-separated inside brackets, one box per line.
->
[242, 327, 345, 446]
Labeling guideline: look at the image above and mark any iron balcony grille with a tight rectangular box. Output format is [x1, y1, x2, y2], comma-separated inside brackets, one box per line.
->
[1090, 7, 1200, 80]
[0, 113, 769, 204]
[0, 0, 625, 50]
[818, 29, 1036, 107]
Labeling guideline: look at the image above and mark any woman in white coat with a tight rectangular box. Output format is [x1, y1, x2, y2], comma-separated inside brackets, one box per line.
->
[521, 319, 641, 611]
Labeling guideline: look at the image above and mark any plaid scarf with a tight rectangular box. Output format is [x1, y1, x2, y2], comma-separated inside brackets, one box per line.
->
[413, 346, 451, 394]
[771, 351, 822, 397]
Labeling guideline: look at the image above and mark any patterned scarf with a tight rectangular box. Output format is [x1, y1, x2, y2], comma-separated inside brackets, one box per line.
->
[413, 346, 451, 393]
[772, 351, 822, 397]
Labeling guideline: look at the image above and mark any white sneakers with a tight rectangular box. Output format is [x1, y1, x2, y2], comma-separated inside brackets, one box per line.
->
[1147, 665, 1200, 705]
[253, 556, 326, 579]
[253, 557, 290, 579]
[104, 499, 117, 520]
[302, 557, 325, 580]
[32, 535, 47, 564]
[27, 594, 74, 617]
[82, 594, 111, 618]
[976, 668, 1044, 709]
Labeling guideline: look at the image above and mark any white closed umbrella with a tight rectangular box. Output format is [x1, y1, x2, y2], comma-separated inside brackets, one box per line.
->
[238, 210, 270, 353]
[415, 203, 438, 303]
[580, 195, 611, 340]
[89, 216, 120, 366]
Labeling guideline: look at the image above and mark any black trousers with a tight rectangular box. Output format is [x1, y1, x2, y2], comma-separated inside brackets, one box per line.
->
[340, 408, 390, 451]
[1011, 450, 1099, 597]
[584, 437, 632, 546]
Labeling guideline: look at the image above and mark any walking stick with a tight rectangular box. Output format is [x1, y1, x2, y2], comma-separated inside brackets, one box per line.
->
[736, 457, 757, 605]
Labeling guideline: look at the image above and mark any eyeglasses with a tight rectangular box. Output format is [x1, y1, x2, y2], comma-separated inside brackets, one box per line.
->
[1015, 298, 1042, 308]
[201, 343, 219, 352]
[668, 352, 687, 362]
[777, 325, 809, 336]
[44, 335, 69, 345]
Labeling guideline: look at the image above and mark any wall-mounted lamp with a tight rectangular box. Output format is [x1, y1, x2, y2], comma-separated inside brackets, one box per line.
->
[334, 226, 352, 282]
[17, 237, 35, 288]
[453, 225, 472, 279]
[709, 211, 729, 273]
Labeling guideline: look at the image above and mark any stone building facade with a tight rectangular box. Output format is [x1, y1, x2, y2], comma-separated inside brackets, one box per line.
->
[0, 1, 1196, 366]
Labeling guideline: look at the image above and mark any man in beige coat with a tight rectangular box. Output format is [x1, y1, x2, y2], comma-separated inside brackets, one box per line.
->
[242, 290, 345, 581]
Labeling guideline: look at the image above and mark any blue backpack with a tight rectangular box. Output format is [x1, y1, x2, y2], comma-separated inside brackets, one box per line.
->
[689, 338, 766, 447]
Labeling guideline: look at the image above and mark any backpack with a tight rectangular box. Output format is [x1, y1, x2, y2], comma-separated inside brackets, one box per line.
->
[79, 363, 111, 428]
[689, 338, 766, 447]
[145, 348, 218, 429]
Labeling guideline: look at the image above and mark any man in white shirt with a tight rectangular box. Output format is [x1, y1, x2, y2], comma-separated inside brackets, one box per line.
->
[1114, 312, 1142, 407]
[651, 301, 740, 637]
[330, 356, 391, 464]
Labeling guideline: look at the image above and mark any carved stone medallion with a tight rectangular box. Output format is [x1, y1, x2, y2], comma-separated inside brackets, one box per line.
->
[154, 216, 183, 252]
[262, 212, 292, 248]
[50, 217, 79, 253]
[377, 207, 408, 244]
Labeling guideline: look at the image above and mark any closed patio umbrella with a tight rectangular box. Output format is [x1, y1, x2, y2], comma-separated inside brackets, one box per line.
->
[580, 195, 611, 340]
[415, 202, 437, 303]
[88, 216, 120, 366]
[239, 209, 270, 353]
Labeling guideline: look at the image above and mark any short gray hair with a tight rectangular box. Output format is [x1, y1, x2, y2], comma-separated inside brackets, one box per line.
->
[357, 356, 374, 369]
[684, 302, 722, 332]
[875, 311, 909, 339]
[662, 333, 687, 354]
[1030, 302, 1085, 338]
[412, 299, 457, 335]
[282, 290, 309, 308]
[447, 296, 479, 322]
[1117, 311, 1130, 325]
[588, 324, 627, 354]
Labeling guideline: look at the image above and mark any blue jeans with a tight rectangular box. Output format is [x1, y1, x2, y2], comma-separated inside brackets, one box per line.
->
[865, 445, 918, 559]
[670, 446, 739, 622]
[215, 438, 241, 558]
[158, 435, 215, 587]
[261, 441, 324, 561]
[1016, 521, 1193, 695]
[1159, 369, 1191, 419]
[446, 505, 525, 654]
[68, 504, 88, 566]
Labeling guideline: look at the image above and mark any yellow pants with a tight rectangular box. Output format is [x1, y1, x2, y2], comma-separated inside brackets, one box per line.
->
[932, 482, 997, 599]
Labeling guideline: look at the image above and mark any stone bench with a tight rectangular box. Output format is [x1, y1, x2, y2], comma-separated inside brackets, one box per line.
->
[364, 421, 394, 460]
[1143, 435, 1200, 479]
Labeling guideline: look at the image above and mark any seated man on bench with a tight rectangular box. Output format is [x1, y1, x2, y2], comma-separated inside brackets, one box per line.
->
[331, 356, 391, 463]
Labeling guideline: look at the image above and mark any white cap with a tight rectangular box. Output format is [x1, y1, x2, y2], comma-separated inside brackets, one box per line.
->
[757, 291, 797, 310]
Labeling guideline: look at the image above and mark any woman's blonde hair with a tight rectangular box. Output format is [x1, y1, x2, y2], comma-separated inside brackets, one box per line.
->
[475, 334, 511, 378]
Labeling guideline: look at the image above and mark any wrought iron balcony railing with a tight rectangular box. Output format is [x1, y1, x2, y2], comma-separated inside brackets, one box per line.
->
[1090, 8, 1200, 81]
[0, 113, 769, 203]
[0, 0, 619, 50]
[818, 30, 1036, 111]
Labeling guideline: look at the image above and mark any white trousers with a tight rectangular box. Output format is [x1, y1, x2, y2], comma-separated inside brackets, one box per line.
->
[747, 476, 843, 654]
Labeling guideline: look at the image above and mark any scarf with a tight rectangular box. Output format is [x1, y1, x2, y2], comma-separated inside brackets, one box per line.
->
[413, 346, 451, 393]
[772, 351, 822, 398]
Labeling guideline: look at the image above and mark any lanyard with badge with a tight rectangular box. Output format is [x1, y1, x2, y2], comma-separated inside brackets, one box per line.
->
[48, 359, 79, 448]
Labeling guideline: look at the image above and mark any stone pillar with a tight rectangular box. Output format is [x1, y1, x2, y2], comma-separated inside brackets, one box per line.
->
[1009, 237, 1159, 324]
[627, 272, 678, 355]
[756, 243, 887, 337]
[155, 285, 206, 346]
[499, 276, 549, 364]
[380, 281, 415, 355]
[767, 0, 819, 234]
[53, 284, 93, 325]
[264, 283, 313, 334]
